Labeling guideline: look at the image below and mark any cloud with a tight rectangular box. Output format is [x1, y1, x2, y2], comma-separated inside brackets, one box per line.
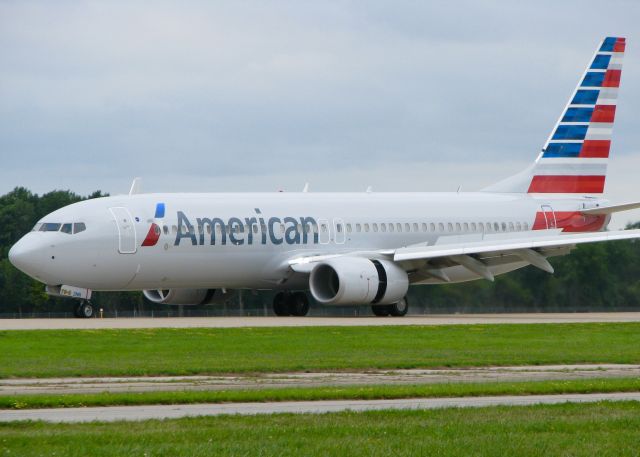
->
[0, 0, 639, 212]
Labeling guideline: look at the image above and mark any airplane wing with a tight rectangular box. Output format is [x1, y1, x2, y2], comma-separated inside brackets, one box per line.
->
[393, 229, 640, 281]
[289, 229, 640, 282]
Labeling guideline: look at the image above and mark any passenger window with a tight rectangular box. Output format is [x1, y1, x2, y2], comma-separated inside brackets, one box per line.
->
[172, 225, 178, 234]
[337, 224, 343, 233]
[396, 223, 402, 232]
[455, 223, 461, 232]
[405, 223, 411, 232]
[61, 223, 73, 234]
[516, 222, 522, 231]
[447, 223, 453, 232]
[364, 223, 370, 232]
[509, 222, 514, 231]
[381, 223, 387, 232]
[523, 222, 529, 231]
[430, 223, 435, 232]
[501, 222, 507, 231]
[346, 224, 352, 233]
[321, 224, 328, 233]
[438, 223, 444, 232]
[422, 223, 428, 232]
[356, 223, 362, 232]
[389, 223, 394, 233]
[470, 223, 476, 231]
[494, 223, 500, 231]
[478, 222, 484, 231]
[413, 223, 419, 232]
[163, 225, 169, 235]
[373, 223, 378, 233]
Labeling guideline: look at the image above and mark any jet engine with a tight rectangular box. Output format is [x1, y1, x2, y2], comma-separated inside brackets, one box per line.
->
[309, 257, 408, 306]
[143, 288, 231, 306]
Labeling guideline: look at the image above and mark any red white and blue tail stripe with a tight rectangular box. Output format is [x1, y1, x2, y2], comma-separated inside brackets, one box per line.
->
[485, 37, 625, 194]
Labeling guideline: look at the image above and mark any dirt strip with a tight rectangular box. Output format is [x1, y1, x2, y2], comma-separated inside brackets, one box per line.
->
[2, 364, 639, 395]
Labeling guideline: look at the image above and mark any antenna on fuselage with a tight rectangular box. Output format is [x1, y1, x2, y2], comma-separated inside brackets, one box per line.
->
[365, 186, 373, 193]
[129, 177, 142, 195]
[302, 183, 310, 193]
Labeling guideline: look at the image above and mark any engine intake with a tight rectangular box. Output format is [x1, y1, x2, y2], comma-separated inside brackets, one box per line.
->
[143, 288, 229, 306]
[309, 257, 408, 306]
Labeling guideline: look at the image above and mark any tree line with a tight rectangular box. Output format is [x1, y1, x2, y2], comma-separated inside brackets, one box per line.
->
[0, 187, 639, 316]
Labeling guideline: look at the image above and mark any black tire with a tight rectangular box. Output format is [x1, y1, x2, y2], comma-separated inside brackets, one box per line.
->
[273, 292, 290, 316]
[389, 297, 409, 317]
[77, 301, 94, 318]
[289, 292, 310, 317]
[371, 305, 391, 317]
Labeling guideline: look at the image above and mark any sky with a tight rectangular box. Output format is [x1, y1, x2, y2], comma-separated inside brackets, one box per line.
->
[1, 0, 639, 227]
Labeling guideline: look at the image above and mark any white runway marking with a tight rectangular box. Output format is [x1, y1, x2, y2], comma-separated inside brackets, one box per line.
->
[2, 312, 640, 330]
[2, 392, 639, 423]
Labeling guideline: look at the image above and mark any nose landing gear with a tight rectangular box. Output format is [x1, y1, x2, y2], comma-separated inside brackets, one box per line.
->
[74, 300, 94, 318]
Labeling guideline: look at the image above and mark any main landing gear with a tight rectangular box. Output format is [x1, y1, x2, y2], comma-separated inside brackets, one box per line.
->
[273, 292, 310, 317]
[73, 300, 94, 318]
[371, 296, 409, 317]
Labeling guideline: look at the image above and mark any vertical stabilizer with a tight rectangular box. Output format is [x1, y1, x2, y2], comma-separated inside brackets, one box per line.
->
[485, 37, 625, 194]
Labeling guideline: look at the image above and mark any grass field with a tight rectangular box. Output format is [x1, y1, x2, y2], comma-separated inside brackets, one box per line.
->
[1, 323, 640, 378]
[3, 378, 640, 409]
[1, 402, 639, 456]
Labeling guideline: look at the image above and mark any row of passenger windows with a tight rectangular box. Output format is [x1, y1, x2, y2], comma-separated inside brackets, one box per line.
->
[169, 221, 530, 235]
[32, 222, 87, 234]
[338, 221, 530, 234]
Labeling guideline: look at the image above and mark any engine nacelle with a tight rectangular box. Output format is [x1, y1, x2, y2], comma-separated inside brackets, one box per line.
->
[309, 257, 408, 306]
[143, 288, 230, 306]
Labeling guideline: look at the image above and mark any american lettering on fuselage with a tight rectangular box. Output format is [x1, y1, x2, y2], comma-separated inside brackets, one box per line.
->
[174, 209, 320, 246]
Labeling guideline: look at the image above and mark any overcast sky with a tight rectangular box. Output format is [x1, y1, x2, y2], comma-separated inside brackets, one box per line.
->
[1, 1, 639, 226]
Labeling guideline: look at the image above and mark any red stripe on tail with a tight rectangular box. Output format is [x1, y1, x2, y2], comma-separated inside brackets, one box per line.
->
[590, 105, 615, 123]
[580, 140, 610, 158]
[528, 175, 605, 193]
[602, 69, 621, 87]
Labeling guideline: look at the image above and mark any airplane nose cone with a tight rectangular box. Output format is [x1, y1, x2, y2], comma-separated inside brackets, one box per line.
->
[8, 238, 39, 275]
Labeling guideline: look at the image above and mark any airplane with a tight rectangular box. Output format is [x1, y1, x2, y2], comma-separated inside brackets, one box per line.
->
[8, 36, 640, 318]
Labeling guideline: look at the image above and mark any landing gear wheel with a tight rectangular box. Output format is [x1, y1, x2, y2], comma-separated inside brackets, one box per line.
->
[371, 305, 391, 317]
[288, 292, 310, 317]
[389, 297, 409, 317]
[273, 292, 290, 316]
[75, 301, 94, 319]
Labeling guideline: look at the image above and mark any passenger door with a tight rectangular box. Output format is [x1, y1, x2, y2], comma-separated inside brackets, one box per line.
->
[109, 207, 137, 254]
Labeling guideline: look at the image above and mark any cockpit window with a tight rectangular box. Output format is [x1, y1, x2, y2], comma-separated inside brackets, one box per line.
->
[39, 223, 61, 232]
[33, 222, 86, 234]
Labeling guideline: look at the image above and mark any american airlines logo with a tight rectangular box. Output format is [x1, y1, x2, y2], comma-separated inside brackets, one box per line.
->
[174, 209, 320, 246]
[142, 204, 321, 247]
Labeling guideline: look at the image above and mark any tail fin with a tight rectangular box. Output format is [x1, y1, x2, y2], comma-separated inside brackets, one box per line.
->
[485, 37, 625, 194]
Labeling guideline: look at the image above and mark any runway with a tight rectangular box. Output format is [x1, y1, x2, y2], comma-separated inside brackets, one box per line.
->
[3, 364, 639, 395]
[3, 392, 640, 423]
[3, 312, 640, 330]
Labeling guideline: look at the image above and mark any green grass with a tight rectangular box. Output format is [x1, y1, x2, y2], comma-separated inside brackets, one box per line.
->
[2, 323, 640, 378]
[2, 402, 640, 456]
[3, 377, 640, 410]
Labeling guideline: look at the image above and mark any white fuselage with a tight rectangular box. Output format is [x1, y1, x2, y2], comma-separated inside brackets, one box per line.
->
[8, 191, 607, 292]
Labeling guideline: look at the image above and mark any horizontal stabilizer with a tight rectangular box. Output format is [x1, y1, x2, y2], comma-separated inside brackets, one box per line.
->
[580, 201, 640, 215]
